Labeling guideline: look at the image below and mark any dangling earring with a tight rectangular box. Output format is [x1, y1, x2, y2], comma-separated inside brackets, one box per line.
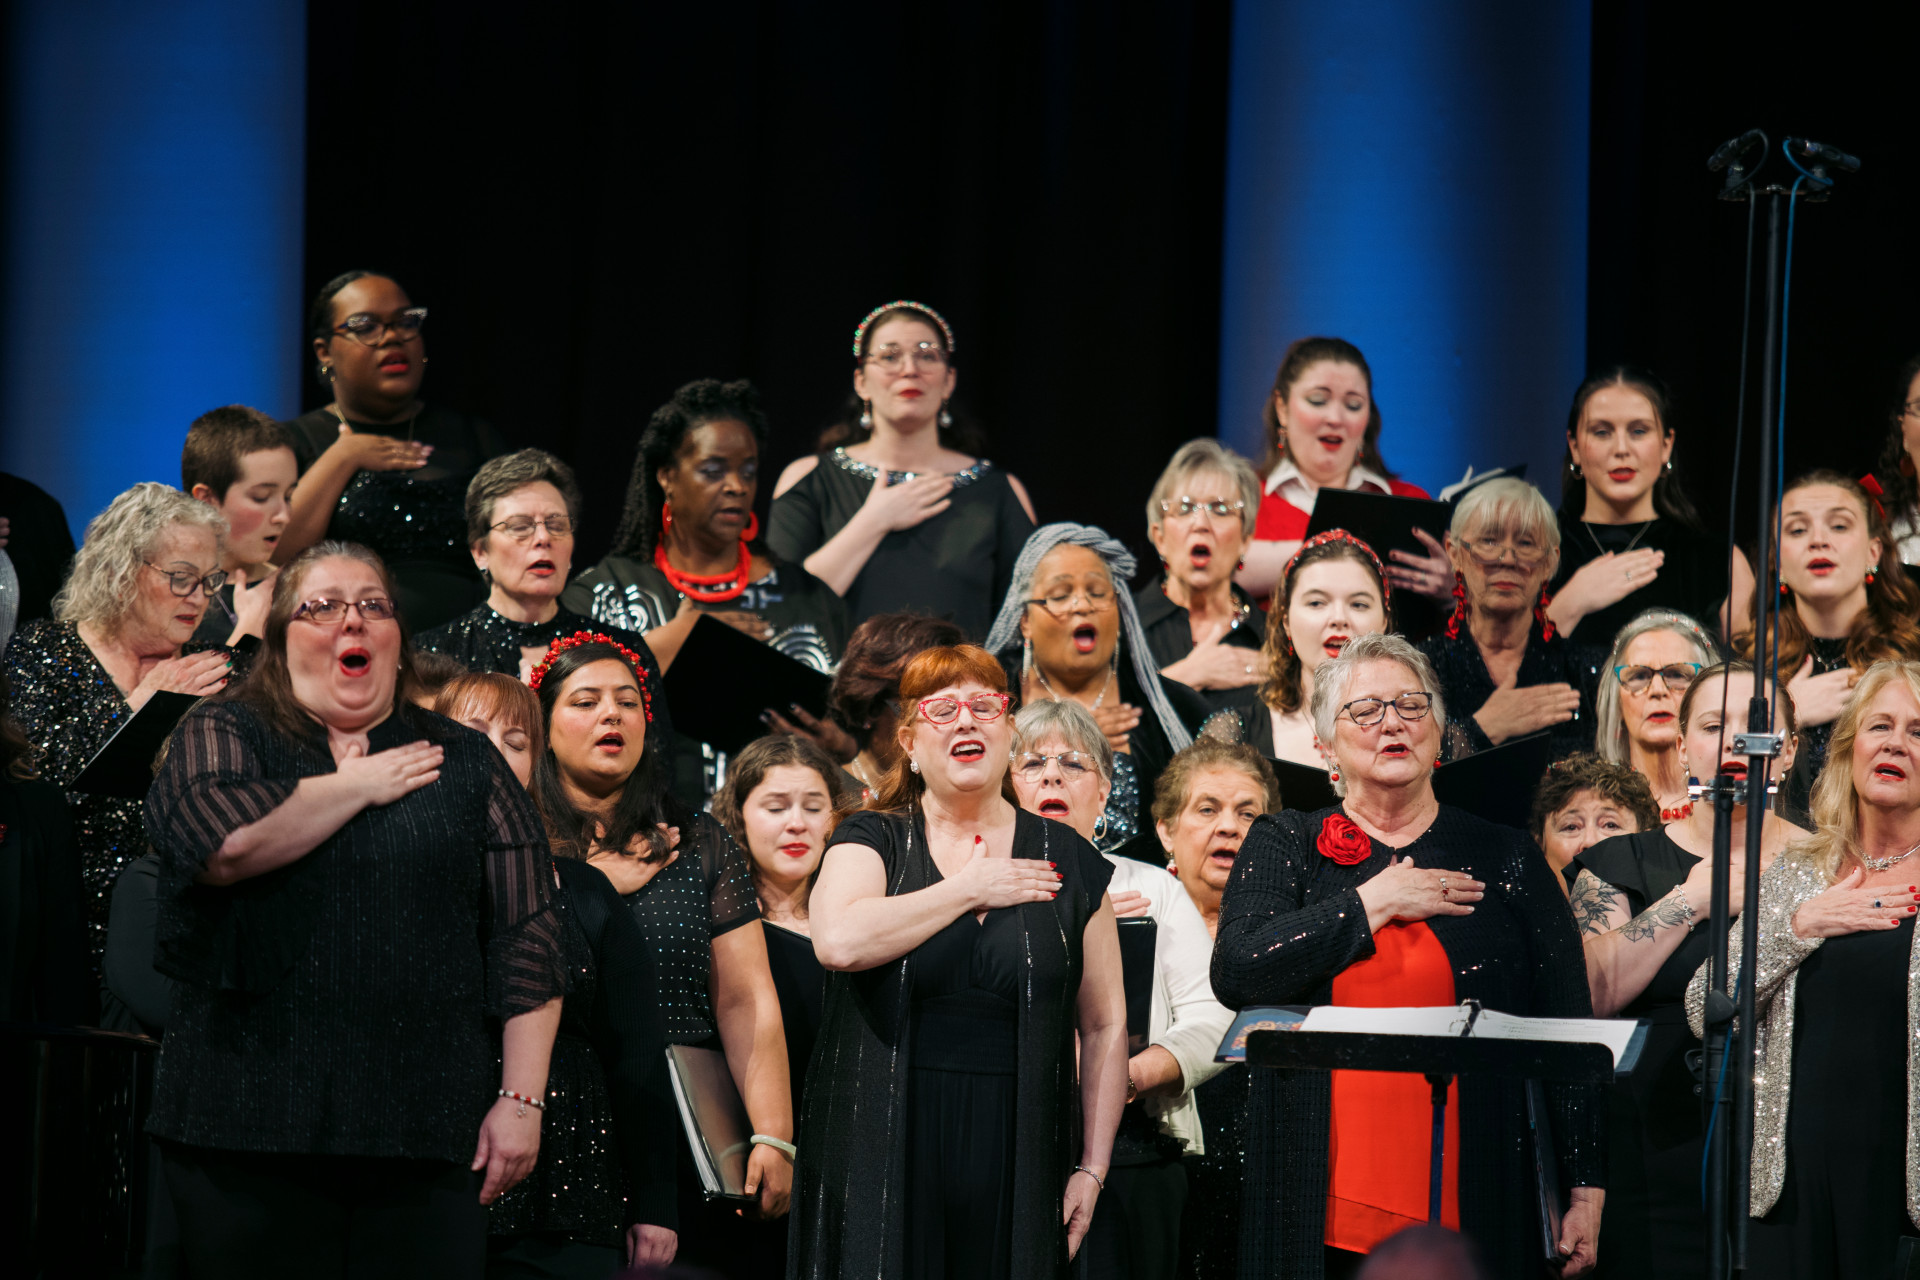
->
[1443, 572, 1468, 640]
[909, 758, 920, 774]
[1780, 581, 1791, 597]
[859, 401, 873, 430]
[1867, 565, 1878, 585]
[322, 364, 336, 382]
[1534, 585, 1557, 642]
[1329, 768, 1341, 783]
[1569, 459, 1582, 478]
[1023, 636, 1034, 681]
[661, 498, 674, 537]
[1664, 459, 1674, 472]
[479, 565, 490, 583]
[939, 405, 953, 428]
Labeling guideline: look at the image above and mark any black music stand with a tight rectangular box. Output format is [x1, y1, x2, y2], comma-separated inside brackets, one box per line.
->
[1245, 1020, 1616, 1227]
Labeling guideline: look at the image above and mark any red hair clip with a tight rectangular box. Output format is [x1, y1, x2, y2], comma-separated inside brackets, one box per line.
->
[527, 631, 654, 722]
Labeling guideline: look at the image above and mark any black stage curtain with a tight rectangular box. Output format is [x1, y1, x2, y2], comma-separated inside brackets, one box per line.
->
[304, 2, 1233, 574]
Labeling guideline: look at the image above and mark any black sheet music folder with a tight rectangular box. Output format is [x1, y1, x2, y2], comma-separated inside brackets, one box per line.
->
[67, 691, 201, 799]
[1301, 489, 1454, 563]
[1115, 918, 1158, 1049]
[662, 614, 832, 756]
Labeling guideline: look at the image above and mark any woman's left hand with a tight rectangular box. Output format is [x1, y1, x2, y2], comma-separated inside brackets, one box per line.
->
[1386, 528, 1456, 602]
[626, 1223, 678, 1268]
[762, 702, 861, 764]
[471, 1095, 543, 1205]
[737, 1142, 793, 1219]
[1062, 1168, 1103, 1260]
[1109, 889, 1151, 918]
[1556, 1185, 1604, 1276]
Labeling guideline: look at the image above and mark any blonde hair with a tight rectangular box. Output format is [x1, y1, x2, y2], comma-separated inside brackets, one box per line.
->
[1788, 659, 1920, 882]
[1448, 476, 1560, 553]
[1145, 439, 1262, 540]
[55, 482, 228, 634]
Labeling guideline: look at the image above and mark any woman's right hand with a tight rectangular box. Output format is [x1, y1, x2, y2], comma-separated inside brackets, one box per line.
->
[1472, 681, 1581, 745]
[334, 739, 443, 806]
[1164, 624, 1260, 691]
[588, 825, 682, 894]
[859, 469, 952, 533]
[1554, 548, 1666, 617]
[1791, 867, 1920, 938]
[952, 847, 1061, 911]
[1787, 654, 1856, 728]
[336, 422, 433, 473]
[127, 649, 232, 710]
[1091, 701, 1143, 753]
[1355, 856, 1483, 930]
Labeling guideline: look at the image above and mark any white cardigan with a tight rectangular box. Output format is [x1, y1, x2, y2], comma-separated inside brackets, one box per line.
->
[1105, 854, 1234, 1155]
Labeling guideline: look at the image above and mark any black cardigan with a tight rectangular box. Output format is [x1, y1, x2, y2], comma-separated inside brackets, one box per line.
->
[1211, 803, 1605, 1278]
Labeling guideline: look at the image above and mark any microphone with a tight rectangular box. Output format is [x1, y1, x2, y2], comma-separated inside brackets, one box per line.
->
[1786, 137, 1861, 172]
[1708, 129, 1766, 173]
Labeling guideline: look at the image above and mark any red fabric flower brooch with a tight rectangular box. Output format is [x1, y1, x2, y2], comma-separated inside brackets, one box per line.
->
[1316, 813, 1372, 865]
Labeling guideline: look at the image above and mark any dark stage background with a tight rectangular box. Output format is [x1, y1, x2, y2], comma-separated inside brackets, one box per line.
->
[303, 3, 1914, 581]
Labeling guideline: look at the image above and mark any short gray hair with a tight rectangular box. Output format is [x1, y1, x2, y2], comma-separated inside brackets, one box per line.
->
[1448, 476, 1560, 553]
[1012, 699, 1114, 784]
[1595, 608, 1720, 764]
[1145, 438, 1261, 538]
[1310, 632, 1448, 784]
[55, 482, 228, 634]
[465, 448, 584, 547]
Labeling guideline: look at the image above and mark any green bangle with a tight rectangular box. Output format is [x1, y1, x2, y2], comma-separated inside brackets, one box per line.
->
[751, 1133, 797, 1161]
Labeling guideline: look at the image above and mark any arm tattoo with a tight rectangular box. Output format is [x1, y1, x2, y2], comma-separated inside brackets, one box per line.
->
[1569, 870, 1623, 937]
[1619, 889, 1695, 943]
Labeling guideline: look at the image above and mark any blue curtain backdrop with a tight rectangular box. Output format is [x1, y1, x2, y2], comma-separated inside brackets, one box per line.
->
[1216, 1, 1591, 500]
[0, 1, 307, 532]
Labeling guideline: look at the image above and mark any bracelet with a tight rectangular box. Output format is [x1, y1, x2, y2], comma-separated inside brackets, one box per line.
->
[1126, 1074, 1139, 1105]
[1072, 1164, 1106, 1191]
[499, 1088, 547, 1117]
[751, 1133, 797, 1160]
[1672, 890, 1698, 924]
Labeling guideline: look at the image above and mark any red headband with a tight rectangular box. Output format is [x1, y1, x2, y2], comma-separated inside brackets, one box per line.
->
[1282, 528, 1392, 607]
[527, 630, 654, 722]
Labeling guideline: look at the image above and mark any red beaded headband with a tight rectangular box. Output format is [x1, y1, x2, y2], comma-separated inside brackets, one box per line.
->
[851, 299, 956, 360]
[526, 630, 654, 722]
[1281, 528, 1392, 607]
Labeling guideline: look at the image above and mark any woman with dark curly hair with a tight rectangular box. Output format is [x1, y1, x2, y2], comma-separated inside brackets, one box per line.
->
[566, 378, 846, 675]
[826, 611, 967, 798]
[1860, 353, 1920, 564]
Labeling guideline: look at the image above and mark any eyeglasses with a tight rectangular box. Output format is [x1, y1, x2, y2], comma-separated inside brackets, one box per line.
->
[1614, 662, 1701, 694]
[866, 342, 948, 372]
[1013, 750, 1097, 781]
[1463, 532, 1549, 566]
[293, 597, 399, 625]
[917, 693, 1011, 725]
[145, 563, 227, 598]
[1158, 496, 1247, 521]
[491, 514, 574, 541]
[332, 307, 428, 347]
[1339, 692, 1434, 727]
[1026, 585, 1116, 620]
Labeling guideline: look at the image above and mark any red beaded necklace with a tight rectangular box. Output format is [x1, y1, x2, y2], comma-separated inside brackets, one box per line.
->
[654, 506, 758, 604]
[1661, 801, 1693, 823]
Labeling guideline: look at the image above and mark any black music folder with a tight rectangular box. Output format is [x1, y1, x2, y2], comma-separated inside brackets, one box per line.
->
[1266, 756, 1340, 814]
[664, 1044, 757, 1202]
[1432, 733, 1554, 830]
[662, 614, 832, 756]
[1115, 918, 1158, 1049]
[67, 691, 201, 799]
[1301, 489, 1453, 563]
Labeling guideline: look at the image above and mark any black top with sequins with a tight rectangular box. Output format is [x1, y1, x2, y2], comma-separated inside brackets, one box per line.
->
[283, 404, 505, 634]
[415, 604, 662, 690]
[142, 699, 567, 1159]
[1419, 621, 1605, 764]
[1211, 804, 1605, 1276]
[624, 812, 761, 1045]
[3, 619, 226, 972]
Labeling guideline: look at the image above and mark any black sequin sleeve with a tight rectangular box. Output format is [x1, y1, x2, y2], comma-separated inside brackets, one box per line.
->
[1210, 810, 1379, 1009]
[696, 813, 762, 938]
[479, 749, 570, 1018]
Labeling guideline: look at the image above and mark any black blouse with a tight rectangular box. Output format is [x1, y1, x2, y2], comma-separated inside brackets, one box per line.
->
[789, 807, 1113, 1280]
[767, 448, 1035, 641]
[623, 812, 761, 1046]
[143, 700, 567, 1160]
[1419, 621, 1605, 764]
[1549, 512, 1731, 648]
[1132, 578, 1265, 713]
[561, 554, 848, 674]
[1210, 804, 1604, 1278]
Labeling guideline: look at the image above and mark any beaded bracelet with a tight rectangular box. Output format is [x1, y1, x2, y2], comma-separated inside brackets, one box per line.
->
[499, 1088, 547, 1117]
[750, 1133, 797, 1160]
[1072, 1165, 1106, 1191]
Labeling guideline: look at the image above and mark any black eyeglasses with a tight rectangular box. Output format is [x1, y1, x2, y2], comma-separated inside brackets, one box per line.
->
[1158, 496, 1247, 520]
[1339, 692, 1434, 727]
[917, 694, 1011, 725]
[332, 307, 428, 348]
[1614, 662, 1701, 694]
[145, 563, 227, 598]
[293, 597, 399, 625]
[491, 514, 574, 542]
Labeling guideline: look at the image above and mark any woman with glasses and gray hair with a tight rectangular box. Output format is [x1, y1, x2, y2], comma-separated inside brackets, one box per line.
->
[985, 523, 1211, 855]
[4, 482, 235, 974]
[1418, 477, 1604, 763]
[1593, 608, 1719, 821]
[1212, 630, 1606, 1276]
[1007, 698, 1235, 1280]
[1135, 440, 1267, 711]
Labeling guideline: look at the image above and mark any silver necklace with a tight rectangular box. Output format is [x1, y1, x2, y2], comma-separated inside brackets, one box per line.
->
[332, 401, 421, 443]
[1860, 837, 1920, 873]
[1037, 661, 1114, 710]
[1581, 516, 1657, 559]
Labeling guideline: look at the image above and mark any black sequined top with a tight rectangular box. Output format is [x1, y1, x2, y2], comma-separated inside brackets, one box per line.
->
[1419, 621, 1605, 764]
[623, 812, 761, 1045]
[489, 857, 677, 1244]
[1211, 804, 1604, 1277]
[143, 700, 567, 1159]
[415, 603, 663, 692]
[3, 619, 225, 971]
[283, 404, 505, 633]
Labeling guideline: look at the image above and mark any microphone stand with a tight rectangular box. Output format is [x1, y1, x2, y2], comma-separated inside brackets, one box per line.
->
[1699, 130, 1855, 1276]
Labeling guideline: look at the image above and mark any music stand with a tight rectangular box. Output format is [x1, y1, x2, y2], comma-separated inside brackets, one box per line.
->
[1245, 1019, 1616, 1226]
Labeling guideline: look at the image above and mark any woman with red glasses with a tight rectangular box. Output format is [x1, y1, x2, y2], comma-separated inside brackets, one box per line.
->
[793, 644, 1127, 1279]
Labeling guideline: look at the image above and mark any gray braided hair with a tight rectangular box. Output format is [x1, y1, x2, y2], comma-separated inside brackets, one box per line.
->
[985, 522, 1193, 754]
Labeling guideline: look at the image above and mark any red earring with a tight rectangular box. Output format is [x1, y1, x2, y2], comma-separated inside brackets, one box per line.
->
[1780, 581, 1791, 597]
[661, 498, 674, 536]
[1443, 572, 1468, 640]
[1867, 566, 1878, 586]
[744, 511, 760, 542]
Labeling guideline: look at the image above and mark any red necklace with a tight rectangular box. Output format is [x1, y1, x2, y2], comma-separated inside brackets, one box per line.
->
[1661, 801, 1693, 823]
[654, 539, 753, 604]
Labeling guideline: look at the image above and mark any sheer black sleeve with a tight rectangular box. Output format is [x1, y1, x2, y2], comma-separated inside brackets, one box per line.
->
[102, 853, 172, 1034]
[1210, 810, 1378, 1010]
[692, 812, 761, 939]
[479, 748, 568, 1018]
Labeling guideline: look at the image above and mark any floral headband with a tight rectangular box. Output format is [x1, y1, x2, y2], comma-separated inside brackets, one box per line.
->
[851, 299, 956, 360]
[1282, 528, 1392, 608]
[526, 630, 654, 722]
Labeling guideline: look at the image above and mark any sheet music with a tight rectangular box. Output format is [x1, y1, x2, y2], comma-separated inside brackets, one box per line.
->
[1296, 1002, 1638, 1067]
[1470, 1010, 1639, 1066]
[1298, 1005, 1474, 1038]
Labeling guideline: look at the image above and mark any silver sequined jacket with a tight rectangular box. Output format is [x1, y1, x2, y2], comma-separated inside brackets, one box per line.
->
[1684, 857, 1920, 1225]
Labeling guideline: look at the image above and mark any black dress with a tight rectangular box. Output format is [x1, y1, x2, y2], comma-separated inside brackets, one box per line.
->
[1566, 829, 1710, 1280]
[1419, 620, 1605, 764]
[1549, 512, 1730, 648]
[1747, 917, 1914, 1279]
[764, 921, 825, 1123]
[561, 553, 849, 673]
[1210, 805, 1605, 1279]
[3, 619, 227, 971]
[489, 857, 677, 1256]
[767, 448, 1035, 641]
[0, 772, 93, 1024]
[789, 807, 1114, 1280]
[1133, 579, 1265, 714]
[1181, 1064, 1253, 1280]
[415, 603, 663, 695]
[283, 404, 506, 633]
